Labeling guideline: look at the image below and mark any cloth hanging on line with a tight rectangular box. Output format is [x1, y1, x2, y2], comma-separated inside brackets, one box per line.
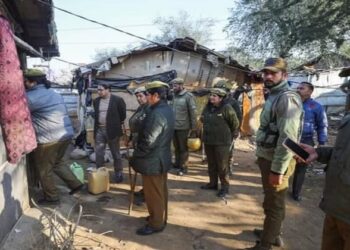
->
[0, 16, 37, 164]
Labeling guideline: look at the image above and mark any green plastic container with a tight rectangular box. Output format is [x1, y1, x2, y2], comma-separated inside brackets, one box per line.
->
[70, 162, 84, 184]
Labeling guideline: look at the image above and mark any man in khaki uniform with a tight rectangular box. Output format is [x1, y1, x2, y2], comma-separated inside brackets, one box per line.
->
[247, 58, 303, 250]
[170, 78, 197, 176]
[131, 81, 174, 235]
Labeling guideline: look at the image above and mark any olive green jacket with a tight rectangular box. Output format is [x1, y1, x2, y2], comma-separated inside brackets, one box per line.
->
[171, 89, 197, 130]
[202, 103, 239, 145]
[256, 80, 303, 174]
[131, 101, 175, 175]
[316, 113, 350, 225]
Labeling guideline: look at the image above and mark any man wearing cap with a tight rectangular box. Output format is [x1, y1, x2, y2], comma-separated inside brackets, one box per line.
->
[201, 88, 239, 198]
[247, 58, 303, 250]
[131, 81, 174, 235]
[214, 79, 242, 174]
[24, 69, 84, 205]
[170, 78, 197, 176]
[93, 83, 126, 183]
[292, 82, 328, 201]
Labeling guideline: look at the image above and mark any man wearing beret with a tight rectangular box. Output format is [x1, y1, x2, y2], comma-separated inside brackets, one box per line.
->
[214, 79, 242, 175]
[169, 78, 197, 176]
[131, 81, 174, 235]
[24, 69, 84, 205]
[201, 88, 239, 198]
[247, 58, 303, 250]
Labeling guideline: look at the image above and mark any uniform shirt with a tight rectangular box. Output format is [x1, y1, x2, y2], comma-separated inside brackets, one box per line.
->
[256, 80, 303, 174]
[301, 98, 328, 145]
[98, 96, 110, 125]
[171, 89, 197, 130]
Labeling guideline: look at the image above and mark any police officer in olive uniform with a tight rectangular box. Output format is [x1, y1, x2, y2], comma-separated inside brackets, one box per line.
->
[128, 86, 149, 204]
[170, 78, 197, 175]
[128, 86, 149, 148]
[214, 80, 242, 174]
[131, 81, 174, 236]
[201, 88, 239, 198]
[247, 58, 303, 250]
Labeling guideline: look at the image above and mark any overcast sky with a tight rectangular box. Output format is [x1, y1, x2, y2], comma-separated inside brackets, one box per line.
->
[29, 0, 235, 73]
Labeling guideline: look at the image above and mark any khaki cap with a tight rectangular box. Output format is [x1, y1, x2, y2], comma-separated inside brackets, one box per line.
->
[145, 81, 169, 90]
[134, 86, 146, 94]
[261, 58, 287, 72]
[170, 78, 184, 85]
[24, 68, 46, 77]
[214, 80, 232, 92]
[210, 88, 227, 97]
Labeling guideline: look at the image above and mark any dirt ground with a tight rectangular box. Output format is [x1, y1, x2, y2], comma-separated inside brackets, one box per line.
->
[4, 136, 329, 250]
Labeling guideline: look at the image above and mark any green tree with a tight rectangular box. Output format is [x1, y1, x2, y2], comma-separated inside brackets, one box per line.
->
[151, 11, 216, 45]
[225, 0, 350, 58]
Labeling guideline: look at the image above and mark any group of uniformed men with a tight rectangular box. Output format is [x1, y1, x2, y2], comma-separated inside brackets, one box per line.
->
[24, 56, 350, 248]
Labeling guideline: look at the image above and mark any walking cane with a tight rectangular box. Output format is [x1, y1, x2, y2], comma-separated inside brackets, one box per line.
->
[122, 124, 137, 215]
[125, 140, 138, 214]
[127, 146, 137, 215]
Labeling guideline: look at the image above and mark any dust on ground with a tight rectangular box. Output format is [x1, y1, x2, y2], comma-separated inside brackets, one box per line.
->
[4, 136, 328, 250]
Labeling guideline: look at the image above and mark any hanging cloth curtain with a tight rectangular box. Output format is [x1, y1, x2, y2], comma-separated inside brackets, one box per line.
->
[0, 16, 37, 164]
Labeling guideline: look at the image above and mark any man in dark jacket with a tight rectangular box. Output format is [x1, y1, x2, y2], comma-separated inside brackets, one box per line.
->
[93, 83, 126, 183]
[300, 113, 350, 250]
[131, 81, 174, 236]
[292, 82, 328, 201]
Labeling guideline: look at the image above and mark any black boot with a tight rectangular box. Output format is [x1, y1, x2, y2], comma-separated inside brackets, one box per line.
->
[217, 187, 229, 198]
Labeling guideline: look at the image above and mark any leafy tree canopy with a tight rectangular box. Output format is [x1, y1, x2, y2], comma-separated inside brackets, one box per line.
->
[225, 0, 350, 58]
[151, 11, 216, 45]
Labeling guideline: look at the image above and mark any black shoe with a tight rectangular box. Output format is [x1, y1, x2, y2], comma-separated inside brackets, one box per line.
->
[134, 196, 145, 206]
[69, 184, 85, 195]
[292, 194, 302, 202]
[134, 189, 144, 197]
[253, 229, 284, 247]
[217, 189, 228, 198]
[172, 164, 180, 169]
[177, 168, 187, 176]
[37, 198, 60, 206]
[200, 183, 218, 190]
[136, 225, 165, 236]
[114, 172, 123, 183]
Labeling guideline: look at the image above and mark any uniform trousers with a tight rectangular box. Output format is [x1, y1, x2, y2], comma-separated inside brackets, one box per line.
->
[173, 129, 189, 169]
[29, 139, 82, 201]
[257, 157, 295, 247]
[322, 214, 350, 250]
[204, 144, 230, 190]
[142, 173, 168, 230]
